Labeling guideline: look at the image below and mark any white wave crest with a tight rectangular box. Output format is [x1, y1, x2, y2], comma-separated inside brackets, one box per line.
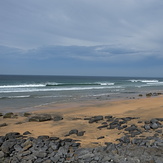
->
[129, 80, 159, 83]
[99, 82, 115, 86]
[0, 86, 122, 93]
[147, 82, 163, 85]
[0, 95, 30, 99]
[0, 84, 45, 88]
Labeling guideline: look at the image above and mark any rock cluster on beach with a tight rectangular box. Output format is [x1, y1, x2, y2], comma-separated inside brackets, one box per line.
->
[0, 112, 163, 163]
[0, 130, 163, 163]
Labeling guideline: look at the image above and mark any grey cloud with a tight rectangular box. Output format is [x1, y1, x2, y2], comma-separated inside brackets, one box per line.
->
[0, 0, 163, 51]
[0, 44, 159, 63]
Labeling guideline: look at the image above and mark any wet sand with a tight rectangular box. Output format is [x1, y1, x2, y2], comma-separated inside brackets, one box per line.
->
[0, 96, 163, 147]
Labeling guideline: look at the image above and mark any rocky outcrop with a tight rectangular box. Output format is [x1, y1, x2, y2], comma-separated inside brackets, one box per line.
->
[0, 132, 163, 163]
[28, 114, 63, 122]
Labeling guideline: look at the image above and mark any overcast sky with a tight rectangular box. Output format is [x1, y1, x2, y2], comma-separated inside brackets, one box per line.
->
[0, 0, 163, 77]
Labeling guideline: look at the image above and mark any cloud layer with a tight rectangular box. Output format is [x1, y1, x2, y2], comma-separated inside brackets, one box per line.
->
[0, 0, 163, 76]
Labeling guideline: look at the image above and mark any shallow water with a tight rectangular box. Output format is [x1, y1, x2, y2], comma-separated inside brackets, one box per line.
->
[0, 75, 163, 112]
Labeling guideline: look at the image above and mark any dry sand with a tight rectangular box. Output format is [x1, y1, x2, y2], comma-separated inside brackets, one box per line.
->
[0, 96, 163, 147]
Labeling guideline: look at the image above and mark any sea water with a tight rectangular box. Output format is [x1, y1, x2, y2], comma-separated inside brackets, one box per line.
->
[0, 75, 163, 112]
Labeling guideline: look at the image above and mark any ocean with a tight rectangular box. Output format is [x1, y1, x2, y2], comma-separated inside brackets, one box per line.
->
[0, 75, 163, 113]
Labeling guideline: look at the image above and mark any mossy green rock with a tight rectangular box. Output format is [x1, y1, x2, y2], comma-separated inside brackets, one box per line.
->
[23, 112, 31, 117]
[3, 112, 14, 118]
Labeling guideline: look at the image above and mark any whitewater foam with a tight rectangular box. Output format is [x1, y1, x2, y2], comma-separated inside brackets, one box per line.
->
[129, 80, 159, 83]
[0, 85, 122, 93]
[0, 84, 45, 88]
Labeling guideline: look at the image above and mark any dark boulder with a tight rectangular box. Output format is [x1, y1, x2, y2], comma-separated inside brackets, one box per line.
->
[125, 124, 138, 132]
[28, 114, 52, 122]
[52, 115, 63, 121]
[49, 137, 59, 141]
[118, 136, 130, 144]
[0, 123, 7, 127]
[144, 124, 151, 130]
[69, 129, 78, 135]
[150, 118, 158, 123]
[156, 118, 163, 121]
[89, 116, 103, 123]
[38, 135, 50, 139]
[97, 136, 105, 140]
[77, 131, 85, 136]
[23, 131, 31, 135]
[150, 123, 158, 129]
[5, 132, 21, 139]
[97, 124, 108, 129]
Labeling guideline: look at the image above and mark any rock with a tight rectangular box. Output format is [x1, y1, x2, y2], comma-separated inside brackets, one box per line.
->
[144, 124, 151, 130]
[0, 113, 3, 116]
[0, 123, 7, 127]
[105, 115, 113, 119]
[53, 115, 63, 121]
[89, 116, 103, 123]
[38, 135, 49, 139]
[23, 112, 31, 117]
[21, 150, 32, 156]
[102, 122, 108, 125]
[84, 117, 91, 120]
[145, 120, 150, 124]
[97, 124, 108, 129]
[97, 136, 105, 140]
[156, 118, 163, 121]
[34, 151, 47, 158]
[28, 114, 52, 122]
[3, 112, 14, 118]
[125, 124, 138, 132]
[14, 144, 22, 152]
[130, 131, 142, 137]
[0, 151, 4, 158]
[146, 93, 152, 97]
[23, 131, 31, 135]
[122, 125, 127, 128]
[22, 139, 33, 151]
[150, 123, 158, 129]
[155, 129, 162, 133]
[150, 118, 158, 123]
[102, 156, 111, 162]
[1, 140, 16, 154]
[71, 143, 80, 147]
[42, 160, 52, 163]
[58, 146, 68, 156]
[49, 137, 59, 141]
[121, 117, 138, 121]
[63, 138, 73, 142]
[5, 132, 21, 139]
[78, 153, 94, 160]
[118, 136, 130, 144]
[77, 131, 85, 136]
[69, 129, 78, 135]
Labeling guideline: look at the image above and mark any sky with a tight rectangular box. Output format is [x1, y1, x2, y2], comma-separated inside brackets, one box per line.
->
[0, 0, 163, 77]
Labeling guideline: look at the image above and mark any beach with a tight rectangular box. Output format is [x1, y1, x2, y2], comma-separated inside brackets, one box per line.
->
[1, 95, 163, 147]
[0, 95, 163, 162]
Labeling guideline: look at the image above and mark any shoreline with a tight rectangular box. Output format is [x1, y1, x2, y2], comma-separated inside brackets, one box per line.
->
[0, 91, 158, 114]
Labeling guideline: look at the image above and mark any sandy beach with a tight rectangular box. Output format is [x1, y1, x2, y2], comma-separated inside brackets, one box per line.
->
[1, 96, 163, 148]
